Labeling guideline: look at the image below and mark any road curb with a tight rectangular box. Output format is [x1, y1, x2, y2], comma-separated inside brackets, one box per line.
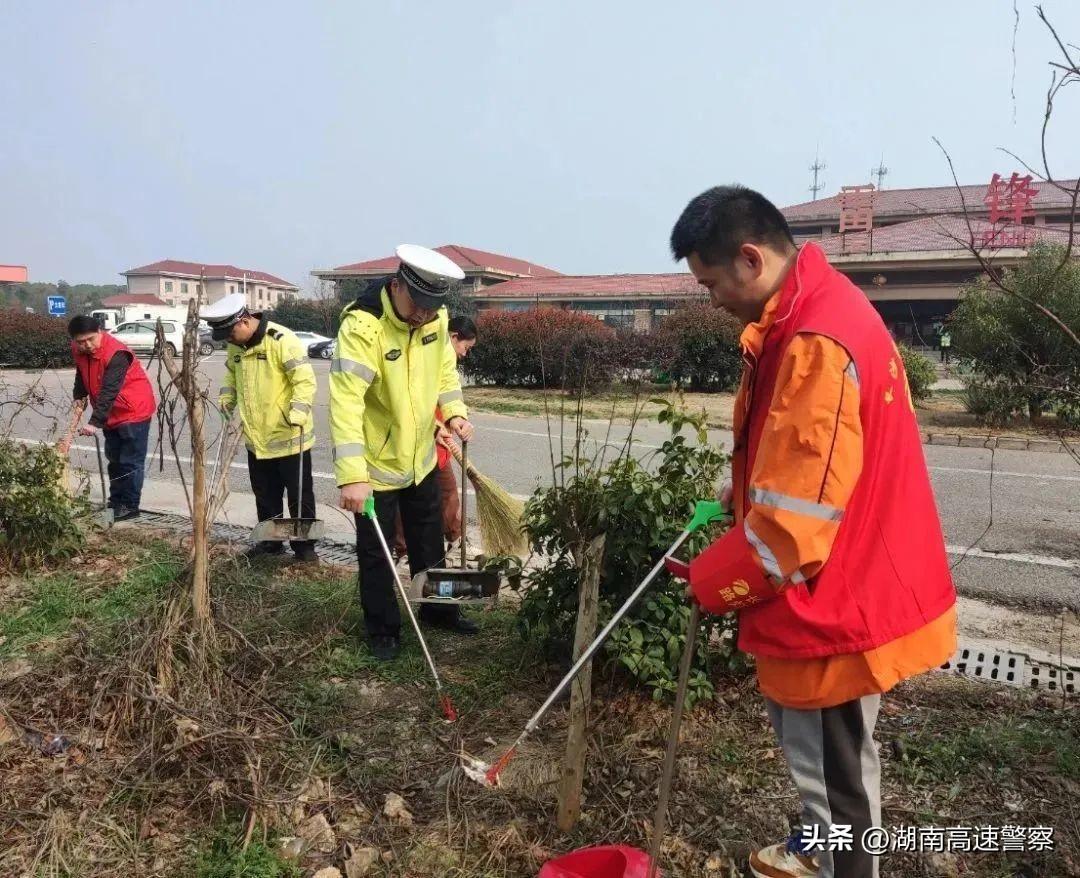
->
[921, 431, 1075, 454]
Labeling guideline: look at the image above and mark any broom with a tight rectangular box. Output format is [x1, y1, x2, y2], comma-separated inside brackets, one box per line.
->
[438, 427, 527, 558]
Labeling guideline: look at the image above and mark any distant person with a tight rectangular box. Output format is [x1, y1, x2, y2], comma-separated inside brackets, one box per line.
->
[392, 314, 479, 557]
[59, 315, 157, 520]
[667, 186, 956, 878]
[203, 294, 319, 564]
[939, 330, 952, 364]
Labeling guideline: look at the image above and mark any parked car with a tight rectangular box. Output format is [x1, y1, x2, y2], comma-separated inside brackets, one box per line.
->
[198, 329, 227, 356]
[292, 331, 332, 346]
[111, 320, 185, 357]
[308, 339, 335, 360]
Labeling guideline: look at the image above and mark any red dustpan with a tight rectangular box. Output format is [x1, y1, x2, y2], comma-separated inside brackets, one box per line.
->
[538, 845, 656, 878]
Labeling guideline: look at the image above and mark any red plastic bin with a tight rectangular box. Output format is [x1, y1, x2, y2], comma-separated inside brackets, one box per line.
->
[538, 845, 657, 878]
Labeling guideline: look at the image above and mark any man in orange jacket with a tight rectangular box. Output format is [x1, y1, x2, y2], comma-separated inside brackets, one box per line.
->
[668, 186, 957, 878]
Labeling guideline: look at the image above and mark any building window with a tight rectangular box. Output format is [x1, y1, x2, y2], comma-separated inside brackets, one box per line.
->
[258, 289, 263, 302]
[181, 282, 189, 294]
[164, 281, 173, 293]
[229, 285, 235, 294]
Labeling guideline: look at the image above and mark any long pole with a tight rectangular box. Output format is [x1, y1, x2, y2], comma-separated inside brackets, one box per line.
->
[646, 602, 701, 878]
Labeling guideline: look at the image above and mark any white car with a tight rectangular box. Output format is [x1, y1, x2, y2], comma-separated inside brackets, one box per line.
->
[291, 331, 331, 346]
[111, 320, 186, 357]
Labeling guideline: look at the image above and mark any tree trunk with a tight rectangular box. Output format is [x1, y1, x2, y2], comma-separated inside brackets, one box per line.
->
[189, 383, 210, 623]
[556, 532, 606, 832]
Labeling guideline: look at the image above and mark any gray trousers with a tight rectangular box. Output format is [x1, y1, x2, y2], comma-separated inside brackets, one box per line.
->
[766, 694, 882, 878]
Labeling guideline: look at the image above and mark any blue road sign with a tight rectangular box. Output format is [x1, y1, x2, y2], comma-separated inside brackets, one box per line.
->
[47, 295, 66, 317]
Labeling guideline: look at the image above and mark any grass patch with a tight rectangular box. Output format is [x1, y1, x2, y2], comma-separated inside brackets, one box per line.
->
[0, 538, 180, 661]
[894, 714, 1080, 786]
[192, 823, 300, 878]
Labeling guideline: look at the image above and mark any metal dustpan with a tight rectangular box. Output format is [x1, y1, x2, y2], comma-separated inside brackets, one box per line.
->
[408, 439, 499, 605]
[249, 425, 325, 542]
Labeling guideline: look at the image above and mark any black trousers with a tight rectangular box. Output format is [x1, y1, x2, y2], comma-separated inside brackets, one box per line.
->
[103, 418, 151, 510]
[354, 467, 456, 638]
[247, 449, 316, 553]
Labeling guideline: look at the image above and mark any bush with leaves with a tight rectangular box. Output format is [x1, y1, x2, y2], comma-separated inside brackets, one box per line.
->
[898, 343, 936, 403]
[0, 439, 88, 571]
[266, 295, 339, 336]
[652, 303, 743, 392]
[467, 309, 619, 388]
[0, 309, 70, 369]
[951, 243, 1080, 423]
[517, 405, 737, 707]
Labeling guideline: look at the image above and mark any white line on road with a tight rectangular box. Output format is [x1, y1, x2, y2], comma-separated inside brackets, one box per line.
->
[930, 465, 1080, 483]
[944, 545, 1079, 570]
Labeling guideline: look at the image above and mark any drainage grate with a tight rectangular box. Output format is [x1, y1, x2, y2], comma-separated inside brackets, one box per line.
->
[939, 640, 1078, 696]
[137, 509, 360, 567]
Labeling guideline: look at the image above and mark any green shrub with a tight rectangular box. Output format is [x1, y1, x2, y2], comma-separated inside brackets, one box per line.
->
[0, 309, 70, 368]
[961, 377, 1025, 425]
[517, 405, 736, 707]
[898, 343, 935, 403]
[193, 825, 300, 878]
[0, 439, 88, 571]
[653, 303, 743, 392]
[468, 309, 619, 388]
[266, 295, 338, 336]
[951, 242, 1080, 422]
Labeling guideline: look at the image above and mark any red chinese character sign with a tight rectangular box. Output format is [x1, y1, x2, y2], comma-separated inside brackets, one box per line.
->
[980, 172, 1038, 248]
[839, 184, 875, 253]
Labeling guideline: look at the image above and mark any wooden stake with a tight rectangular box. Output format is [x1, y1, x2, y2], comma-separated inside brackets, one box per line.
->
[556, 532, 606, 831]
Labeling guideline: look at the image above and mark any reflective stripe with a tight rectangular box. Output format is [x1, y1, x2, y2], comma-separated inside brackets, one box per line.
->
[290, 400, 312, 414]
[845, 359, 859, 390]
[744, 521, 784, 582]
[265, 434, 311, 451]
[749, 487, 843, 522]
[369, 464, 413, 487]
[331, 358, 376, 383]
[282, 357, 303, 372]
[333, 442, 366, 461]
[219, 386, 236, 397]
[438, 389, 463, 405]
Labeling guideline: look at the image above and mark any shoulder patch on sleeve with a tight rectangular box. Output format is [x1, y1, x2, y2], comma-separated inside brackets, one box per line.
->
[267, 327, 282, 340]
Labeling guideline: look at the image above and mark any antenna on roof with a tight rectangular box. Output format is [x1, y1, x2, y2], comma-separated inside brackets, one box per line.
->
[809, 149, 827, 200]
[872, 156, 889, 191]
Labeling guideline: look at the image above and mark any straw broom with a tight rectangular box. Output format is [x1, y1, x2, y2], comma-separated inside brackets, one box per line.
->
[440, 436, 527, 558]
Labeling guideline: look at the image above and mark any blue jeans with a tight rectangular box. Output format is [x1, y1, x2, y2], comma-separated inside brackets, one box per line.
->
[102, 419, 151, 511]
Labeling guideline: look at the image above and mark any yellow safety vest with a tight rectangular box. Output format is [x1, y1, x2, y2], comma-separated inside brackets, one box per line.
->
[329, 286, 467, 490]
[218, 318, 317, 459]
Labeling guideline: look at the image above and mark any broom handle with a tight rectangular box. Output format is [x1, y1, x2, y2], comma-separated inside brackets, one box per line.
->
[438, 420, 481, 481]
[460, 439, 468, 567]
[646, 601, 701, 878]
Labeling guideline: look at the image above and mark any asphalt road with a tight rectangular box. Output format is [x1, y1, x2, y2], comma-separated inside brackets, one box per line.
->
[5, 354, 1078, 611]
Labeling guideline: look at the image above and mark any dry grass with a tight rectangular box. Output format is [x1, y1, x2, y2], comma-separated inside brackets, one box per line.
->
[1, 531, 1077, 877]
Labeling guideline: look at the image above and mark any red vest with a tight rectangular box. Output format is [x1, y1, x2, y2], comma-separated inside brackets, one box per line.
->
[72, 332, 157, 429]
[737, 244, 955, 659]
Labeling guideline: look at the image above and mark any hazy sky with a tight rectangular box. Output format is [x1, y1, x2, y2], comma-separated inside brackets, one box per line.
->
[3, 1, 1079, 288]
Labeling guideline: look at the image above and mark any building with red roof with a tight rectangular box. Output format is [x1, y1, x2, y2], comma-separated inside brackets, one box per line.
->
[122, 259, 298, 311]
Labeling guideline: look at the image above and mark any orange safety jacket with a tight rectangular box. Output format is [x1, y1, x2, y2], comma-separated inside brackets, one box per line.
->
[688, 243, 956, 664]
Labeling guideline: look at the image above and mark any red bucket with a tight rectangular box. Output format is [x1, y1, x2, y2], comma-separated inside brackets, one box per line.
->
[538, 845, 656, 878]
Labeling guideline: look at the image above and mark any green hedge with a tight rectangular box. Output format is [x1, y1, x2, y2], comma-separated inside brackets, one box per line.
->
[0, 309, 70, 368]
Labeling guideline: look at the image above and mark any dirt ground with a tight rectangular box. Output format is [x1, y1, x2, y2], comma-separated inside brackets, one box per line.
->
[1, 531, 1077, 878]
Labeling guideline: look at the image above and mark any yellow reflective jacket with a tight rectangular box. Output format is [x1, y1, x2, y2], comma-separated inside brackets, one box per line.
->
[218, 317, 317, 460]
[329, 285, 467, 490]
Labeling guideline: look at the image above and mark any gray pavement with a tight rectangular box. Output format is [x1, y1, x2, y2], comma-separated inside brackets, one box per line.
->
[3, 355, 1078, 611]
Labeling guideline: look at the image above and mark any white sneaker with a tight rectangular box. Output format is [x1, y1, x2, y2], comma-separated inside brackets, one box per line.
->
[749, 838, 820, 878]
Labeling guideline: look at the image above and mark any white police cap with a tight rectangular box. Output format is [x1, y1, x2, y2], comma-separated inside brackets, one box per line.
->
[395, 244, 465, 309]
[200, 292, 249, 340]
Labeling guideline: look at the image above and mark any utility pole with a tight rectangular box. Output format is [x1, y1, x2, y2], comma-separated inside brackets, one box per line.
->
[872, 156, 889, 191]
[809, 150, 827, 200]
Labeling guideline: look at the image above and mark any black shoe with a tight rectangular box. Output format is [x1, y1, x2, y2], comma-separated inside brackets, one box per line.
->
[245, 542, 285, 559]
[425, 614, 480, 636]
[292, 544, 319, 564]
[113, 506, 141, 522]
[369, 635, 401, 662]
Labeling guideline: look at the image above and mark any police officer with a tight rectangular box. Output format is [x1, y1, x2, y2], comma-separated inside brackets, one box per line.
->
[203, 293, 319, 563]
[330, 245, 475, 661]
